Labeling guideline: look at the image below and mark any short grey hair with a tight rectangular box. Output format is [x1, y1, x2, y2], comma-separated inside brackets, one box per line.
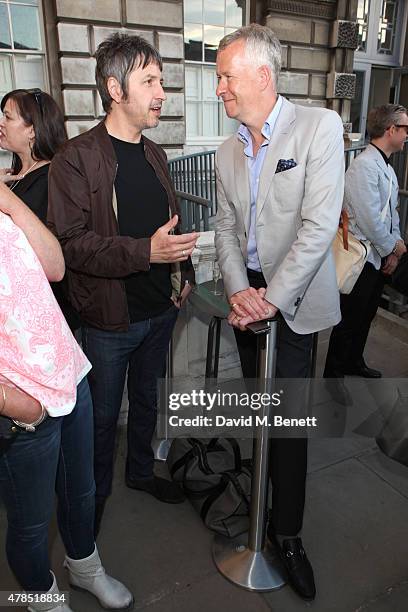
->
[218, 24, 281, 88]
[367, 104, 408, 139]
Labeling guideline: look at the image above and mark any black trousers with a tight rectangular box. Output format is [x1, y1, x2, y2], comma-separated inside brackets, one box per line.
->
[324, 262, 385, 377]
[233, 269, 313, 535]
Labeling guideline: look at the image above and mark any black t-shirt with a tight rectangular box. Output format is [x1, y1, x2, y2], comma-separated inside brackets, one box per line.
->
[110, 135, 173, 322]
[11, 164, 81, 331]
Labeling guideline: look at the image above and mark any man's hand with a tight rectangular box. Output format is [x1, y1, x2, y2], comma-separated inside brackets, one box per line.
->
[229, 287, 270, 321]
[228, 295, 278, 331]
[393, 239, 407, 259]
[382, 253, 399, 275]
[150, 215, 199, 263]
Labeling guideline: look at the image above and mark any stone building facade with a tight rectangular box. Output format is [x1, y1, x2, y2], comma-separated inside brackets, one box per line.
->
[40, 0, 359, 154]
[264, 0, 358, 132]
[1, 0, 407, 155]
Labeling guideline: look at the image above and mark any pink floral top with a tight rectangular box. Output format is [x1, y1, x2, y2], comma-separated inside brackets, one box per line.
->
[0, 212, 91, 416]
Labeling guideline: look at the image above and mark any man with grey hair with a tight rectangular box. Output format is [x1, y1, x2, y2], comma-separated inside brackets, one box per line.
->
[324, 104, 407, 378]
[48, 33, 198, 535]
[215, 23, 345, 599]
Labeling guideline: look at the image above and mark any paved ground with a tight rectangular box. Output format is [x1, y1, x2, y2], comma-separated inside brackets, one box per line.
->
[1, 309, 408, 612]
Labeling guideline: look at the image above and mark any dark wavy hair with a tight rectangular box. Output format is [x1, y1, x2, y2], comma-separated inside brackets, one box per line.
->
[95, 33, 163, 113]
[0, 89, 67, 175]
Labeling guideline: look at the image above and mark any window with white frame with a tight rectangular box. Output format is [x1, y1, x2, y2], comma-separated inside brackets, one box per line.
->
[184, 0, 247, 142]
[357, 0, 370, 52]
[0, 0, 47, 104]
[355, 0, 406, 65]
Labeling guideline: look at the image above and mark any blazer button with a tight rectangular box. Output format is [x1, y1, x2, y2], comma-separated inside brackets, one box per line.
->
[294, 297, 301, 307]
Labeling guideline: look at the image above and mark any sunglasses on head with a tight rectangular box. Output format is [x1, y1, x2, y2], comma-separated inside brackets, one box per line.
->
[27, 88, 43, 113]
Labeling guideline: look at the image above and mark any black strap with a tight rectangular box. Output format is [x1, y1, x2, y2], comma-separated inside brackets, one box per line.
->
[200, 470, 250, 523]
[200, 477, 230, 521]
[169, 438, 206, 477]
[207, 437, 242, 471]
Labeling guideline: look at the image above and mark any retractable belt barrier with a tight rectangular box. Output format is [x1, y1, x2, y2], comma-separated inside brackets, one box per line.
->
[212, 316, 287, 591]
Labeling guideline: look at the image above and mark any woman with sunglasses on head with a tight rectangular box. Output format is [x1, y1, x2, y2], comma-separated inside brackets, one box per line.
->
[0, 96, 133, 611]
[0, 89, 79, 331]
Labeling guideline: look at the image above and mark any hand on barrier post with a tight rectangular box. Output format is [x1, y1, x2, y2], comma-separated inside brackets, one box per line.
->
[212, 315, 287, 592]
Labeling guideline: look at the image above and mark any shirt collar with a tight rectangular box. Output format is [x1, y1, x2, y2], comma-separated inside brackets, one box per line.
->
[238, 95, 283, 156]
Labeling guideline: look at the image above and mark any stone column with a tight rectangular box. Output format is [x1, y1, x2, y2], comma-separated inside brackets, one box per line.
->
[261, 0, 358, 129]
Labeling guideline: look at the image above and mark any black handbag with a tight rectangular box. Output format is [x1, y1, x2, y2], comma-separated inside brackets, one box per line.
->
[376, 390, 408, 467]
[391, 251, 408, 296]
[166, 437, 251, 538]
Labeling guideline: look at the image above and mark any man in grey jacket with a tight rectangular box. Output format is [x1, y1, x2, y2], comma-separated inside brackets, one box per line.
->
[215, 24, 344, 601]
[324, 104, 407, 379]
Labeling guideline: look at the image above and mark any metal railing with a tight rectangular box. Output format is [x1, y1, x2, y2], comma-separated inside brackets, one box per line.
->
[170, 151, 217, 219]
[169, 141, 408, 225]
[169, 141, 408, 314]
[176, 190, 211, 233]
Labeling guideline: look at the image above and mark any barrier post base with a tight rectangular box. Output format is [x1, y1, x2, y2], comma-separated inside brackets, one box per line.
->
[212, 532, 286, 592]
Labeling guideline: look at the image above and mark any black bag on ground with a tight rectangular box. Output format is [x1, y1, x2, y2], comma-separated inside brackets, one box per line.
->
[376, 390, 408, 468]
[166, 437, 251, 538]
[391, 251, 408, 296]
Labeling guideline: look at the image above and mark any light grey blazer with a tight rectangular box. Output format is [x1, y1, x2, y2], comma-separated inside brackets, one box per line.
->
[343, 143, 402, 270]
[215, 97, 345, 335]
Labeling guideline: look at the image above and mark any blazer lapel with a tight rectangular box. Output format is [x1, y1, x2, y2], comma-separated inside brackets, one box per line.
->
[233, 138, 251, 234]
[256, 98, 296, 220]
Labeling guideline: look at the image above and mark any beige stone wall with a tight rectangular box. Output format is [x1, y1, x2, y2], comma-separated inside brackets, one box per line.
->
[263, 0, 358, 124]
[48, 0, 185, 149]
[266, 11, 332, 108]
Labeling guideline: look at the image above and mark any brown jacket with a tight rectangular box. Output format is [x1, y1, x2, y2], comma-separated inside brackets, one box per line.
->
[48, 120, 194, 331]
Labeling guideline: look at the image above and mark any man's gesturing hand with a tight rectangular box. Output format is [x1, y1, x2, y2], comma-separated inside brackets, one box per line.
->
[150, 215, 199, 263]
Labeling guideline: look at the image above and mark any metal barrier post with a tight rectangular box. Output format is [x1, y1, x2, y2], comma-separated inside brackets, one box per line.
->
[212, 316, 287, 591]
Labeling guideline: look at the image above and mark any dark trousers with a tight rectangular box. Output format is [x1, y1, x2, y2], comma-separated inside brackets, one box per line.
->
[82, 305, 178, 502]
[324, 262, 385, 377]
[0, 378, 95, 592]
[233, 270, 313, 535]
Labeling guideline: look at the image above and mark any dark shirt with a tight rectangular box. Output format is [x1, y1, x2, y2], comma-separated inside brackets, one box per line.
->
[371, 142, 390, 165]
[11, 164, 49, 222]
[110, 135, 173, 322]
[12, 164, 81, 331]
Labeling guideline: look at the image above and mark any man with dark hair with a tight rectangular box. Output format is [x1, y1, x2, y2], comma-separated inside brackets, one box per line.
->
[324, 104, 407, 379]
[48, 34, 197, 534]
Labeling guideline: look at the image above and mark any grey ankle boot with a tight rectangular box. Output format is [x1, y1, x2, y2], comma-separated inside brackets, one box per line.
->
[27, 571, 74, 611]
[64, 545, 133, 610]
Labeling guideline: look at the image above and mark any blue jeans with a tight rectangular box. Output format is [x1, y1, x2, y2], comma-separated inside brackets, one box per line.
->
[0, 378, 95, 592]
[82, 305, 178, 501]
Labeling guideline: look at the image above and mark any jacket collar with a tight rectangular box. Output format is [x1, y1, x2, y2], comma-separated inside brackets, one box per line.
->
[256, 97, 296, 218]
[233, 97, 296, 231]
[88, 119, 154, 163]
[366, 142, 390, 177]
